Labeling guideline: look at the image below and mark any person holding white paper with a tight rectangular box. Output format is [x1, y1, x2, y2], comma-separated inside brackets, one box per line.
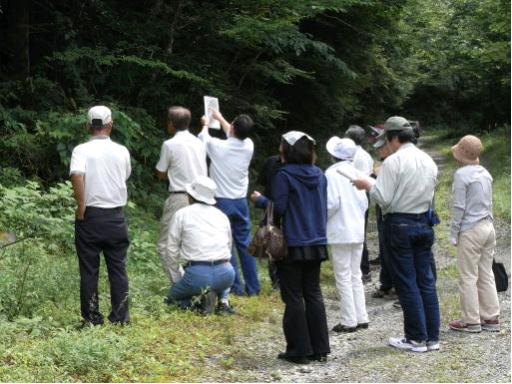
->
[199, 109, 260, 296]
[325, 137, 369, 333]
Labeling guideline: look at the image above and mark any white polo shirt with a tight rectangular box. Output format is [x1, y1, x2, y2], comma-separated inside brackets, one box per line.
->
[198, 131, 254, 199]
[69, 136, 131, 208]
[155, 130, 207, 192]
[166, 203, 232, 283]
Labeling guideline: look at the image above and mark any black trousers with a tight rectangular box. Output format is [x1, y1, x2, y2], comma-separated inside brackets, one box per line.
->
[360, 205, 370, 275]
[276, 260, 330, 357]
[75, 207, 130, 324]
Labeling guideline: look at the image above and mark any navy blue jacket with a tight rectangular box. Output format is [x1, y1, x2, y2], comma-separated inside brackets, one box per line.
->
[259, 163, 327, 247]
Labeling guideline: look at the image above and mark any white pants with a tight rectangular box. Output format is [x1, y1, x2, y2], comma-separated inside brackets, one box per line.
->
[331, 243, 369, 327]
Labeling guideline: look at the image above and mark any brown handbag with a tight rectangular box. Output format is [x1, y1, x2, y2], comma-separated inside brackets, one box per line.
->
[248, 202, 287, 261]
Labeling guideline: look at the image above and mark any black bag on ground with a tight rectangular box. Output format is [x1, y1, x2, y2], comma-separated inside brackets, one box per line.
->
[492, 260, 508, 292]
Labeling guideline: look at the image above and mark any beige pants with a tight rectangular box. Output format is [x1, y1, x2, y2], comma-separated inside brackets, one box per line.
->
[156, 194, 189, 279]
[457, 219, 500, 324]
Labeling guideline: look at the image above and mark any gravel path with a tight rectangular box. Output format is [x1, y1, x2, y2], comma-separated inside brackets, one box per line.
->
[219, 139, 511, 383]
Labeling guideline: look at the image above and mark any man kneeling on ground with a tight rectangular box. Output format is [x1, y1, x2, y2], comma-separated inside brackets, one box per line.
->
[164, 176, 235, 315]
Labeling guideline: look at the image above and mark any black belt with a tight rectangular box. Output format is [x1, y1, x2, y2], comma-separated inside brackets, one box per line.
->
[170, 191, 186, 194]
[186, 260, 229, 267]
[385, 212, 428, 220]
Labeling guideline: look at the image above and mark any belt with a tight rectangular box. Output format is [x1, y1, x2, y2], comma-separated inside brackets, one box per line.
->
[186, 259, 229, 267]
[170, 191, 186, 194]
[385, 212, 428, 220]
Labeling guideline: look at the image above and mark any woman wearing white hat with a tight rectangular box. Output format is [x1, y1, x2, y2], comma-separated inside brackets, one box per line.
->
[325, 137, 369, 332]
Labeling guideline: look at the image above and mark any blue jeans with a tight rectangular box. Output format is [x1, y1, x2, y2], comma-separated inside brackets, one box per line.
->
[216, 198, 261, 295]
[384, 213, 440, 342]
[167, 262, 235, 308]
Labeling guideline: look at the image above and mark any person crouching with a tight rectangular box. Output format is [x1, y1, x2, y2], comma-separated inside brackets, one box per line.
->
[164, 176, 235, 315]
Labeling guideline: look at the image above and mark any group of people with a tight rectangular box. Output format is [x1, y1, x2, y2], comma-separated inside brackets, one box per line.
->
[69, 105, 501, 364]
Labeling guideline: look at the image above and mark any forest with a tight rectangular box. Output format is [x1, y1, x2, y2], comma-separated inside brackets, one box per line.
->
[0, 0, 510, 382]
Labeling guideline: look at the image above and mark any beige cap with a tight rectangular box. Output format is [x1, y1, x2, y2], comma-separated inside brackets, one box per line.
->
[451, 135, 482, 165]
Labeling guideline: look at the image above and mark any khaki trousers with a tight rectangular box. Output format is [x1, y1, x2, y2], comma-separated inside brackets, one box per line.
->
[156, 194, 189, 279]
[457, 219, 500, 324]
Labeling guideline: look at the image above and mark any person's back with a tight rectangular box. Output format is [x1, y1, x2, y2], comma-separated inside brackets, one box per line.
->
[325, 161, 368, 244]
[273, 163, 327, 247]
[72, 138, 130, 208]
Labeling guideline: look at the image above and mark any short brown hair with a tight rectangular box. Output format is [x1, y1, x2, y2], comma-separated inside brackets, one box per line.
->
[167, 106, 191, 131]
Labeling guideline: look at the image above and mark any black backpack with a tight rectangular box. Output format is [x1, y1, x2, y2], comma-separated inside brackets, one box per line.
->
[492, 260, 509, 292]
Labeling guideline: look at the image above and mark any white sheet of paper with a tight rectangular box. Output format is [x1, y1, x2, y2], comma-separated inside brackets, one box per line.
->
[203, 96, 221, 129]
[336, 167, 376, 186]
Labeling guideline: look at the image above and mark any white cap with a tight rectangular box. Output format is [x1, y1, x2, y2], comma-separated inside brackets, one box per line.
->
[185, 176, 217, 205]
[282, 130, 316, 146]
[87, 106, 112, 128]
[326, 136, 357, 160]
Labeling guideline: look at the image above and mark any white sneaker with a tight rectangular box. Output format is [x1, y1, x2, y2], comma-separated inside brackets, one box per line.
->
[426, 340, 440, 351]
[388, 337, 427, 352]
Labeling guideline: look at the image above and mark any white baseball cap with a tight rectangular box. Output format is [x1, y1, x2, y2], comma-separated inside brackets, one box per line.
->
[185, 176, 217, 205]
[326, 136, 357, 160]
[87, 106, 112, 128]
[282, 130, 316, 146]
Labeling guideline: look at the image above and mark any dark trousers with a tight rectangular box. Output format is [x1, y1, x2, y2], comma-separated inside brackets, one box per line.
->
[384, 213, 440, 342]
[377, 205, 394, 291]
[75, 207, 130, 324]
[360, 205, 370, 275]
[276, 260, 330, 357]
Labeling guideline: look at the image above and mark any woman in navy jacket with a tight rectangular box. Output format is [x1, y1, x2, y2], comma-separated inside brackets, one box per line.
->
[258, 131, 330, 364]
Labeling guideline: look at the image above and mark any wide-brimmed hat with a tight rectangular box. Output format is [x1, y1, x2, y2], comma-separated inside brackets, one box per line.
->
[384, 116, 412, 132]
[451, 135, 482, 165]
[326, 136, 357, 160]
[185, 176, 217, 205]
[87, 105, 112, 128]
[282, 130, 316, 145]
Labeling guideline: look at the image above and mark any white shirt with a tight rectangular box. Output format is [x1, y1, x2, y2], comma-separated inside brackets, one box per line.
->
[326, 161, 368, 244]
[352, 146, 374, 176]
[166, 203, 232, 283]
[450, 165, 493, 241]
[69, 136, 131, 208]
[370, 143, 437, 215]
[155, 130, 207, 192]
[198, 131, 254, 199]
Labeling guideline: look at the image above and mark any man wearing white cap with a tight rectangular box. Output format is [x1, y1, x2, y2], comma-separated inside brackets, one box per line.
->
[325, 137, 369, 332]
[353, 116, 440, 353]
[165, 176, 235, 314]
[155, 106, 207, 280]
[70, 105, 131, 325]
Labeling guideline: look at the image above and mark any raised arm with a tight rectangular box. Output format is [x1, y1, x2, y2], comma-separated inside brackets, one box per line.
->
[210, 109, 232, 136]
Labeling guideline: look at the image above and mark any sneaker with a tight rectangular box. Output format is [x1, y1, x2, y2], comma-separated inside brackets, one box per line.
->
[481, 319, 500, 332]
[392, 300, 401, 309]
[448, 319, 481, 333]
[332, 323, 357, 333]
[388, 337, 427, 352]
[216, 301, 235, 315]
[426, 340, 440, 351]
[199, 291, 217, 315]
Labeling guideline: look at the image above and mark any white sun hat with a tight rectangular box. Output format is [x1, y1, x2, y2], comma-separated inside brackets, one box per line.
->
[87, 105, 112, 128]
[282, 130, 316, 145]
[185, 176, 217, 205]
[326, 136, 357, 160]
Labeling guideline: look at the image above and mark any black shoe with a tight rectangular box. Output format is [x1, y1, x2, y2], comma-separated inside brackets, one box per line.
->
[332, 323, 357, 333]
[369, 258, 381, 265]
[308, 353, 328, 363]
[277, 352, 310, 365]
[200, 291, 217, 315]
[362, 273, 372, 284]
[356, 322, 369, 330]
[216, 301, 235, 315]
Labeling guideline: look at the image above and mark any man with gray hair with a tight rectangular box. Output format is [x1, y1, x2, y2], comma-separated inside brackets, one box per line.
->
[70, 105, 131, 325]
[353, 116, 440, 353]
[156, 106, 207, 280]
